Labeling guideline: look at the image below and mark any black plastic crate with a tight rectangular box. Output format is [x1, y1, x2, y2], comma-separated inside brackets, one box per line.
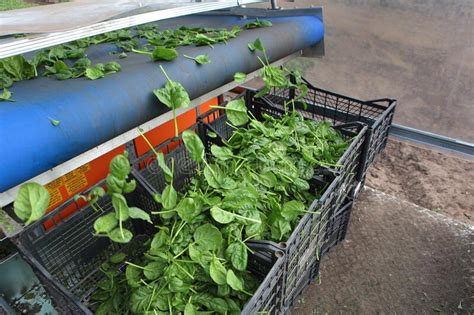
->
[11, 180, 286, 314]
[198, 91, 368, 199]
[197, 96, 365, 310]
[320, 198, 354, 257]
[261, 77, 397, 195]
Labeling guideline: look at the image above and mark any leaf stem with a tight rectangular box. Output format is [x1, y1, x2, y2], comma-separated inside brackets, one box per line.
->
[159, 65, 172, 82]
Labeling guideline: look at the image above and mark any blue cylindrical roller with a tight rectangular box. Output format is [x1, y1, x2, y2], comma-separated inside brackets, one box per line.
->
[0, 15, 324, 192]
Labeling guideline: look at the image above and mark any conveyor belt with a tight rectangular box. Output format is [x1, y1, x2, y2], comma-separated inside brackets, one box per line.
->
[0, 13, 324, 192]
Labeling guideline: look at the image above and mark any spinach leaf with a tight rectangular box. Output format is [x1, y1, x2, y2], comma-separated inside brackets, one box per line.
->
[184, 54, 210, 65]
[161, 184, 178, 210]
[225, 98, 249, 126]
[14, 182, 50, 225]
[154, 65, 191, 137]
[108, 227, 133, 243]
[225, 242, 247, 271]
[109, 152, 130, 180]
[85, 67, 104, 80]
[233, 72, 246, 83]
[281, 200, 305, 221]
[244, 18, 273, 29]
[94, 212, 118, 234]
[0, 88, 13, 102]
[151, 229, 169, 249]
[128, 207, 152, 223]
[176, 197, 199, 222]
[210, 206, 234, 224]
[226, 269, 243, 291]
[194, 223, 223, 251]
[182, 130, 204, 162]
[109, 252, 126, 264]
[209, 257, 227, 285]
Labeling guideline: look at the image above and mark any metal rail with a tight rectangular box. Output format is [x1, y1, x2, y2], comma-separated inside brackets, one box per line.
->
[0, 52, 300, 209]
[390, 124, 474, 157]
[0, 0, 267, 59]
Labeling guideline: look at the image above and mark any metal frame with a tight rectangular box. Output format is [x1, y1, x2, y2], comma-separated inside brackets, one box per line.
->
[0, 52, 300, 209]
[390, 124, 474, 157]
[0, 0, 268, 59]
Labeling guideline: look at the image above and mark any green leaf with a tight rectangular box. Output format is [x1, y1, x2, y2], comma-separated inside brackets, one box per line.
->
[226, 269, 243, 291]
[258, 171, 278, 188]
[203, 164, 224, 189]
[49, 118, 60, 126]
[94, 212, 118, 234]
[185, 54, 210, 65]
[108, 227, 133, 243]
[253, 38, 265, 52]
[210, 144, 233, 161]
[1, 55, 36, 81]
[144, 261, 166, 280]
[85, 67, 104, 80]
[182, 130, 205, 162]
[104, 61, 121, 73]
[194, 223, 223, 251]
[109, 153, 130, 180]
[225, 242, 247, 271]
[176, 197, 199, 222]
[184, 303, 198, 315]
[210, 206, 234, 224]
[0, 88, 13, 102]
[271, 218, 292, 241]
[153, 79, 190, 110]
[14, 182, 50, 225]
[125, 265, 141, 288]
[106, 174, 125, 194]
[244, 19, 272, 29]
[109, 252, 126, 264]
[156, 152, 173, 183]
[210, 257, 227, 285]
[150, 46, 178, 61]
[248, 43, 256, 52]
[195, 54, 210, 65]
[112, 194, 129, 222]
[281, 200, 305, 221]
[151, 229, 169, 249]
[233, 72, 246, 83]
[128, 207, 152, 223]
[225, 98, 249, 126]
[161, 184, 178, 210]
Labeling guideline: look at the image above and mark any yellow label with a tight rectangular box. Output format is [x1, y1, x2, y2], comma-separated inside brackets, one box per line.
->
[45, 177, 64, 190]
[47, 188, 63, 208]
[64, 173, 88, 195]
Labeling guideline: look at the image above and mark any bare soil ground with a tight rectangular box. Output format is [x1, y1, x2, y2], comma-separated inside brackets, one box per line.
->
[292, 188, 474, 314]
[367, 139, 474, 225]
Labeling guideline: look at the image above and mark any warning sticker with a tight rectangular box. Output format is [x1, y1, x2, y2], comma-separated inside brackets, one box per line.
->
[46, 177, 64, 190]
[47, 188, 63, 208]
[64, 172, 88, 195]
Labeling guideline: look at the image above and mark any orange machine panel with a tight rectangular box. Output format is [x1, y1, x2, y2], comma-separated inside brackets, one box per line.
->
[44, 145, 126, 213]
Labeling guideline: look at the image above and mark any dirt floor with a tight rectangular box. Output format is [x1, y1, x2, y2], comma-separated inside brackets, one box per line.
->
[366, 139, 474, 224]
[254, 0, 474, 142]
[292, 187, 474, 314]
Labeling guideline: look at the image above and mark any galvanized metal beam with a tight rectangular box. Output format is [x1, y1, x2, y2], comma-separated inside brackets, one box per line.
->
[390, 124, 474, 157]
[0, 0, 268, 58]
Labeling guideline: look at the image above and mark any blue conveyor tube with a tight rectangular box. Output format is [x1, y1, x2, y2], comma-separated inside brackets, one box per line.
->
[0, 14, 324, 192]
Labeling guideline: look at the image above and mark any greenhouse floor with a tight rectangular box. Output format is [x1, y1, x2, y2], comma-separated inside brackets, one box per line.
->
[291, 187, 474, 314]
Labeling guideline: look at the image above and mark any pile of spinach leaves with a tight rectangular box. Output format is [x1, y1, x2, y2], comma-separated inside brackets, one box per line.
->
[0, 19, 272, 101]
[91, 95, 347, 314]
